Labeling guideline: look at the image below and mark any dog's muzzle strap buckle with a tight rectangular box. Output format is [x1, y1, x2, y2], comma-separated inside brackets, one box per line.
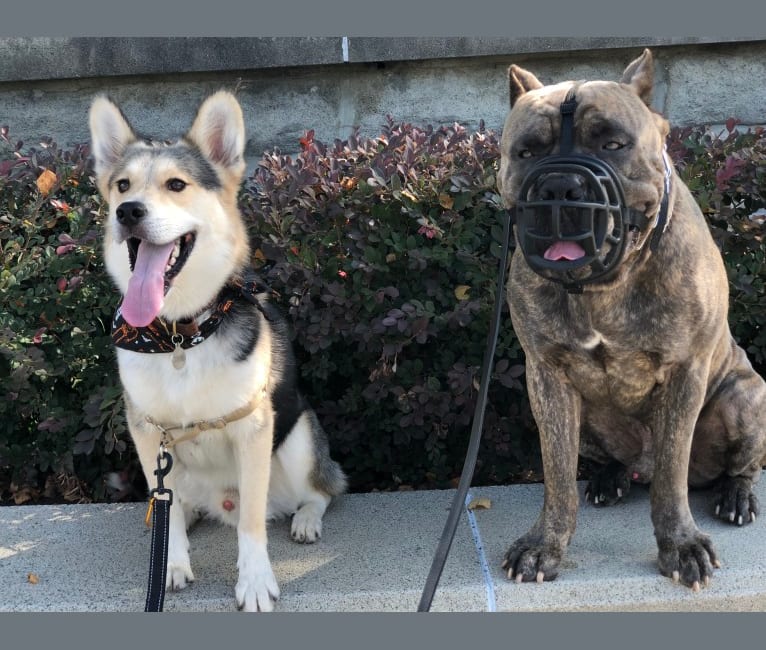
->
[144, 446, 173, 612]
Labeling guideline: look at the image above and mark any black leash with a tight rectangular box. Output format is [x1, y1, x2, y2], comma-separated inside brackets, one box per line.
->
[417, 208, 513, 612]
[144, 447, 174, 612]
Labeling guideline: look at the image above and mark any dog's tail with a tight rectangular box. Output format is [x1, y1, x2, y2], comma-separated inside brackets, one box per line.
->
[307, 409, 348, 497]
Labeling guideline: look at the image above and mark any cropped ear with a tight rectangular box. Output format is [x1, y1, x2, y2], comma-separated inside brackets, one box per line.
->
[185, 91, 246, 176]
[508, 64, 544, 107]
[620, 48, 655, 107]
[88, 95, 137, 183]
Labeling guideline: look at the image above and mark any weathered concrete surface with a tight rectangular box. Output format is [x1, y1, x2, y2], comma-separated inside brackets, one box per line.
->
[0, 37, 764, 157]
[2, 481, 765, 612]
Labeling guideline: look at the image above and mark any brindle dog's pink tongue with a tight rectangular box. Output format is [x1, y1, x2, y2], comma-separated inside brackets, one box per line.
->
[121, 241, 176, 328]
[544, 241, 586, 261]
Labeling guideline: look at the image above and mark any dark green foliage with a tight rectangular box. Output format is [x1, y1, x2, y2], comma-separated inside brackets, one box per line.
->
[0, 128, 133, 504]
[1, 117, 764, 503]
[243, 119, 534, 491]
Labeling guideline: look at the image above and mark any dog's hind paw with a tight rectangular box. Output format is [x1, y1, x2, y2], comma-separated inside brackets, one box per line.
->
[290, 503, 325, 544]
[584, 460, 631, 506]
[714, 475, 760, 526]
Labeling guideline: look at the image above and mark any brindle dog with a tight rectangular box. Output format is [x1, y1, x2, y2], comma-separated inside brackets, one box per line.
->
[496, 48, 766, 590]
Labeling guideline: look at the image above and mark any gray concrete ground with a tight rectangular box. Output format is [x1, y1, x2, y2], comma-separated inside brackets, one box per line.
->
[2, 480, 766, 612]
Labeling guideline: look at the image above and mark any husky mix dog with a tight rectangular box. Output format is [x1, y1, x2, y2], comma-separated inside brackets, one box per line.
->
[88, 91, 347, 611]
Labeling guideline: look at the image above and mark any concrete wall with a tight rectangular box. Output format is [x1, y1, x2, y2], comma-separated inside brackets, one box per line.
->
[1, 37, 765, 161]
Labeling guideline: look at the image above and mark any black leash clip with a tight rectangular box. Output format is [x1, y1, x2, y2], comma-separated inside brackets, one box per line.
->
[150, 446, 174, 505]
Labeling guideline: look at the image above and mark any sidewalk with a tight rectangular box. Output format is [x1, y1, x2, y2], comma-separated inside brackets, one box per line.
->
[2, 480, 765, 612]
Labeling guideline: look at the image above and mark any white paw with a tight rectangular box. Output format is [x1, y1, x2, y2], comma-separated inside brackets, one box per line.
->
[291, 505, 323, 544]
[235, 535, 280, 612]
[166, 560, 195, 591]
[235, 566, 280, 612]
[166, 528, 194, 590]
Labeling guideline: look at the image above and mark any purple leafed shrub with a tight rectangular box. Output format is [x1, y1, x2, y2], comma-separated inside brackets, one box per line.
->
[242, 118, 534, 491]
[1, 116, 764, 503]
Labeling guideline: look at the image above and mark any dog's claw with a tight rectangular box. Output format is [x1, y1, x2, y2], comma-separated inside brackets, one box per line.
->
[584, 461, 630, 507]
[535, 571, 544, 583]
[714, 476, 760, 526]
[692, 581, 701, 593]
[672, 570, 680, 583]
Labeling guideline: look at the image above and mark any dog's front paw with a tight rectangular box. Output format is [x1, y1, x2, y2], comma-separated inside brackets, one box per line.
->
[165, 529, 194, 590]
[584, 460, 630, 506]
[235, 538, 280, 612]
[656, 531, 720, 591]
[235, 566, 280, 612]
[501, 534, 564, 583]
[714, 476, 760, 526]
[166, 560, 195, 591]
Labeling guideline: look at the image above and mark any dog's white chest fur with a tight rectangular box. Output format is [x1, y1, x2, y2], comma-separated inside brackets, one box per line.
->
[117, 327, 272, 427]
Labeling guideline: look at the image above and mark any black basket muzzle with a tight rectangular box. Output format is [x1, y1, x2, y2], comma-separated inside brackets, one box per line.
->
[514, 154, 651, 289]
[511, 89, 658, 292]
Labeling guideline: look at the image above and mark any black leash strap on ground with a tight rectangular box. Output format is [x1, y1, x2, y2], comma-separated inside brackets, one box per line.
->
[417, 209, 513, 612]
[144, 447, 174, 612]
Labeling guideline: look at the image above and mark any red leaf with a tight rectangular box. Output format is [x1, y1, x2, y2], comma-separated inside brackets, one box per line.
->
[715, 156, 745, 190]
[299, 129, 315, 151]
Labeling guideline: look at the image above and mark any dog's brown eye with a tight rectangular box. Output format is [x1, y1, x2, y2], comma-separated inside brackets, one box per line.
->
[167, 178, 187, 192]
[603, 141, 625, 151]
[117, 179, 130, 193]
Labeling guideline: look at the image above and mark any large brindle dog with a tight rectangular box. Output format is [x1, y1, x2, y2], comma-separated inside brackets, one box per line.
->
[496, 48, 766, 590]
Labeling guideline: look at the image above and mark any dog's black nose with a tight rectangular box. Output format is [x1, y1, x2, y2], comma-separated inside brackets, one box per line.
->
[536, 173, 585, 201]
[116, 201, 147, 227]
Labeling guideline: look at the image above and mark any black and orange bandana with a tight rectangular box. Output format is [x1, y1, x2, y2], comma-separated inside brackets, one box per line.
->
[111, 274, 271, 355]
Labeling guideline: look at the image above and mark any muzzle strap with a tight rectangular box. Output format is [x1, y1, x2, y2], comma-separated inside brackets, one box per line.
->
[649, 148, 673, 253]
[558, 88, 578, 155]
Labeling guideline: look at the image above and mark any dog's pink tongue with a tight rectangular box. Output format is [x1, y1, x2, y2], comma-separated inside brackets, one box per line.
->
[121, 241, 175, 328]
[544, 241, 586, 261]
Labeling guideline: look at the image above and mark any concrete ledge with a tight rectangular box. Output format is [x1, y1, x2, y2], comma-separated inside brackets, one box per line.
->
[0, 37, 758, 83]
[2, 480, 765, 612]
[0, 38, 344, 83]
[3, 39, 766, 158]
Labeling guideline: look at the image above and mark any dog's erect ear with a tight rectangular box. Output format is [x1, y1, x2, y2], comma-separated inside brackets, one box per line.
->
[620, 48, 654, 107]
[508, 64, 544, 107]
[185, 91, 246, 175]
[88, 95, 137, 182]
